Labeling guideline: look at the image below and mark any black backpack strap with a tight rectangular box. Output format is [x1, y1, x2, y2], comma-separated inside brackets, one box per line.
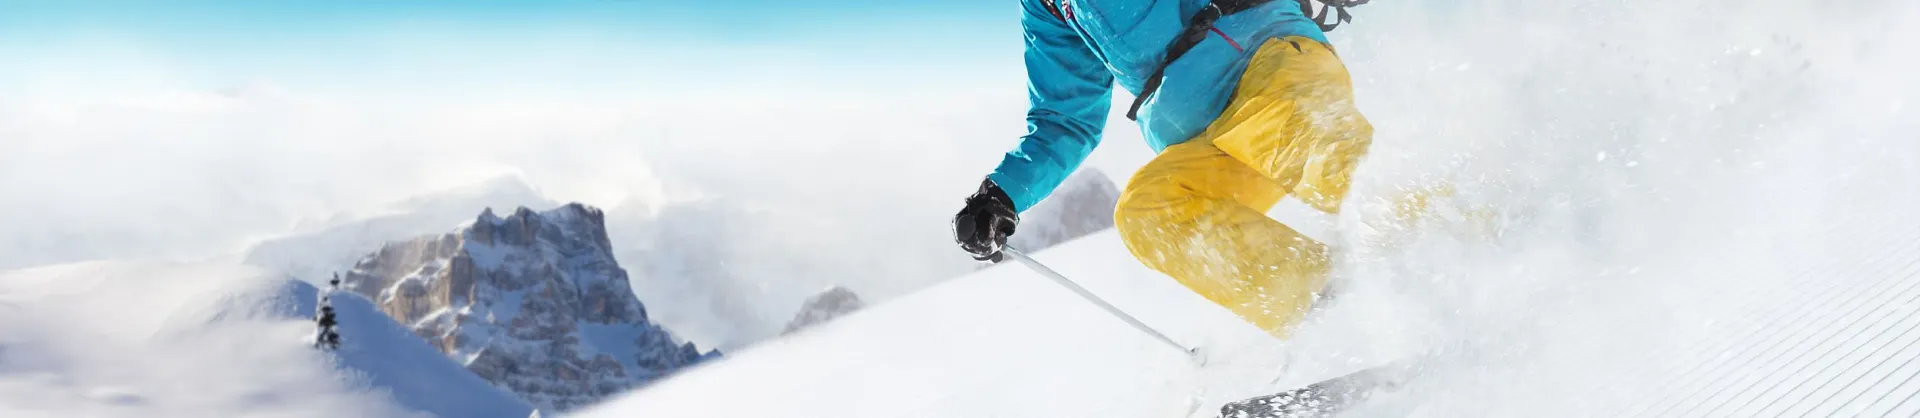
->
[1125, 0, 1368, 121]
[1299, 0, 1368, 32]
[1126, 0, 1274, 121]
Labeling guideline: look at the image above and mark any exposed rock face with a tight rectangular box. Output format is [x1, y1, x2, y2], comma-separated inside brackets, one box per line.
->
[1008, 168, 1122, 252]
[780, 286, 865, 335]
[341, 203, 719, 413]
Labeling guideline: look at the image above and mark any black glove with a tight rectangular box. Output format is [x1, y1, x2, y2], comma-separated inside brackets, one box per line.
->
[953, 178, 1019, 262]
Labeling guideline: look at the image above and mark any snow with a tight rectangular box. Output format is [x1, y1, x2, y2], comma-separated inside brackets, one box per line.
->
[574, 231, 1422, 418]
[462, 238, 512, 271]
[579, 206, 1920, 417]
[575, 324, 646, 367]
[3, 1, 1918, 416]
[334, 202, 714, 412]
[324, 288, 536, 418]
[0, 261, 533, 418]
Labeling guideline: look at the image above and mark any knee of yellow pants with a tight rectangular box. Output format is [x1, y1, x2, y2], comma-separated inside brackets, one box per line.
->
[1201, 36, 1374, 216]
[1115, 141, 1332, 338]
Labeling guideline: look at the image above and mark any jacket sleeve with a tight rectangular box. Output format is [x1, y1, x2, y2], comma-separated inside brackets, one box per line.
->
[987, 0, 1115, 213]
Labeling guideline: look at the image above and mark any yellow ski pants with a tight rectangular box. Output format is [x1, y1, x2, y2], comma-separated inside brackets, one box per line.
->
[1115, 36, 1373, 337]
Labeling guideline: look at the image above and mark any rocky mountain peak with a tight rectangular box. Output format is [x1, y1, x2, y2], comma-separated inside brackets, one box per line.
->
[341, 203, 717, 413]
[1008, 168, 1121, 252]
[781, 286, 865, 335]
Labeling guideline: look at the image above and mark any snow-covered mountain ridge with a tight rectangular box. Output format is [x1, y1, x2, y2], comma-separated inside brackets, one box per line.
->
[340, 203, 719, 413]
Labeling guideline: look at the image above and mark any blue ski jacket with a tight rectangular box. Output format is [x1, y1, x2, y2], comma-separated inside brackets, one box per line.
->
[987, 0, 1331, 212]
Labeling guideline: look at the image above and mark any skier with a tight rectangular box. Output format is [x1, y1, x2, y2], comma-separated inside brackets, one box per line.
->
[952, 0, 1372, 338]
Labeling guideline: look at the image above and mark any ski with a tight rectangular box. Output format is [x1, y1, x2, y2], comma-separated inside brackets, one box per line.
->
[1217, 357, 1424, 418]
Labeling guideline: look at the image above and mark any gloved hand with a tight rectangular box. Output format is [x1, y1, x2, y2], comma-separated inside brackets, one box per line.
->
[953, 178, 1019, 262]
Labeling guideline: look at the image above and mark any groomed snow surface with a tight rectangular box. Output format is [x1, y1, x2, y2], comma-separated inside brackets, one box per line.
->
[575, 229, 1397, 418]
[581, 210, 1920, 418]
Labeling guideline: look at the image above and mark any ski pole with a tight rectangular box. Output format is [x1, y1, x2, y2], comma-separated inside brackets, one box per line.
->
[1000, 245, 1205, 363]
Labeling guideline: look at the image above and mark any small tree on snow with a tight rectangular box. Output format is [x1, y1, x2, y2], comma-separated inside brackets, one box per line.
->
[314, 274, 343, 350]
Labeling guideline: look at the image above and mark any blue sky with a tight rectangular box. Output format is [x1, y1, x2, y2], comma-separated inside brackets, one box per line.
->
[0, 1, 1060, 279]
[0, 0, 1025, 96]
[0, 0, 1012, 42]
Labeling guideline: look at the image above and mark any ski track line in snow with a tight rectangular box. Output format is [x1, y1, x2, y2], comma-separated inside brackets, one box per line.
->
[1590, 210, 1918, 412]
[1526, 212, 1913, 416]
[1611, 215, 1920, 418]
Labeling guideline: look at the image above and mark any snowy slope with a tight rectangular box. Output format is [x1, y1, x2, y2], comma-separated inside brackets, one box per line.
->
[1570, 216, 1920, 418]
[573, 230, 1424, 418]
[578, 202, 1920, 418]
[0, 261, 534, 418]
